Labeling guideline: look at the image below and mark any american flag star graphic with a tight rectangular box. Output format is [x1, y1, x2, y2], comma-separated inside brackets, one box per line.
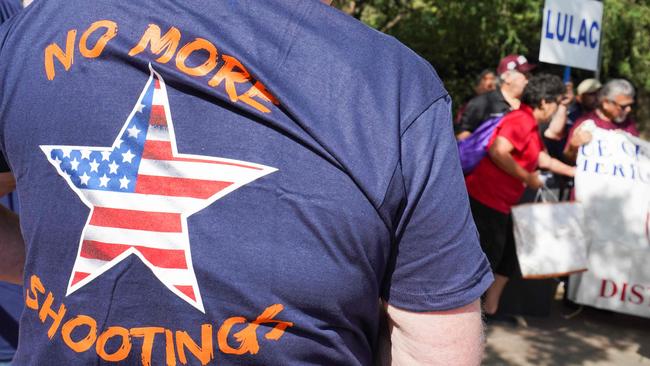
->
[40, 65, 277, 312]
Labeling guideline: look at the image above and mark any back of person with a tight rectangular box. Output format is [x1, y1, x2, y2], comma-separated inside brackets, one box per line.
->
[0, 1, 490, 365]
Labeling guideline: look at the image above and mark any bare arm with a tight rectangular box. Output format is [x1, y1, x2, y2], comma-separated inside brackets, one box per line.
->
[488, 136, 542, 189]
[545, 83, 574, 141]
[385, 299, 483, 366]
[544, 104, 568, 140]
[0, 172, 24, 284]
[563, 128, 592, 164]
[455, 130, 471, 141]
[538, 151, 576, 177]
[0, 171, 15, 196]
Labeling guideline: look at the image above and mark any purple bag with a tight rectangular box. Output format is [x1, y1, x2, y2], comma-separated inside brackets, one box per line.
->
[457, 114, 504, 175]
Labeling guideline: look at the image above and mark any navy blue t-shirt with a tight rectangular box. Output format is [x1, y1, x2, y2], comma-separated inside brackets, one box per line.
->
[0, 0, 19, 24]
[0, 1, 492, 364]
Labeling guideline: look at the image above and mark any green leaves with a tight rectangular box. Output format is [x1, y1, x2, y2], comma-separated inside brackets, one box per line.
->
[336, 0, 650, 135]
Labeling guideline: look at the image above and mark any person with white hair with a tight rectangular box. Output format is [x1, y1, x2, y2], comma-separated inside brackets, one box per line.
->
[564, 78, 639, 163]
[456, 54, 536, 141]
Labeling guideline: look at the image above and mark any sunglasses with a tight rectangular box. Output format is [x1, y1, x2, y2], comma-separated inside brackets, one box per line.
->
[609, 100, 634, 110]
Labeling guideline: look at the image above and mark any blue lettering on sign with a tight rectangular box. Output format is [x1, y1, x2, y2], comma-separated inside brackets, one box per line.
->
[568, 15, 577, 44]
[545, 9, 600, 49]
[545, 10, 554, 39]
[581, 159, 650, 182]
[557, 12, 567, 41]
[590, 22, 600, 48]
[578, 19, 588, 46]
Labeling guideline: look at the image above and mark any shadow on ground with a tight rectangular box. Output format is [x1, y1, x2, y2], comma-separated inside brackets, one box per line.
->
[483, 299, 650, 366]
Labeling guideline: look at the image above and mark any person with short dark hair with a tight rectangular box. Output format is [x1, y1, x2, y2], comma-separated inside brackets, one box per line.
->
[465, 74, 576, 316]
[475, 69, 497, 95]
[543, 78, 602, 160]
[454, 69, 496, 126]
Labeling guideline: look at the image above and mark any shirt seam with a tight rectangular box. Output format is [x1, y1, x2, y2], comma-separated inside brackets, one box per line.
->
[387, 270, 487, 297]
[376, 93, 449, 216]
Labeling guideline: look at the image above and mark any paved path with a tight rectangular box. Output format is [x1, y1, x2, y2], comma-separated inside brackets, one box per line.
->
[484, 297, 650, 365]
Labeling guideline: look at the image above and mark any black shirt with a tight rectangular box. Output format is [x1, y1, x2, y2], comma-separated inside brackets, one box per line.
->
[0, 155, 8, 173]
[457, 89, 512, 133]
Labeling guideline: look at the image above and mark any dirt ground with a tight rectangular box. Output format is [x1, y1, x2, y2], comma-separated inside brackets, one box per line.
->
[483, 294, 650, 366]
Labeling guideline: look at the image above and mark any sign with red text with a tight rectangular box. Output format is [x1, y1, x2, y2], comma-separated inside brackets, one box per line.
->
[539, 0, 603, 71]
[568, 123, 650, 318]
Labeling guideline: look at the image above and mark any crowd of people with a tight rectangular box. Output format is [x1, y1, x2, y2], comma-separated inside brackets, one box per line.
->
[455, 54, 641, 321]
[0, 0, 644, 365]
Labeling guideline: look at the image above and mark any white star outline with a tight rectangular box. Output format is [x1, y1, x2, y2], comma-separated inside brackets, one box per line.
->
[127, 125, 141, 138]
[108, 160, 119, 174]
[38, 64, 278, 313]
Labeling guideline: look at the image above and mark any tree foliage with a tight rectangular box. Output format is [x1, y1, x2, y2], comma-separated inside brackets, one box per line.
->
[334, 0, 650, 135]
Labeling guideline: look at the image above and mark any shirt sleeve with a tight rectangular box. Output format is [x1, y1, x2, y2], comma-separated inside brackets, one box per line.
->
[380, 95, 493, 312]
[495, 113, 534, 152]
[626, 119, 640, 137]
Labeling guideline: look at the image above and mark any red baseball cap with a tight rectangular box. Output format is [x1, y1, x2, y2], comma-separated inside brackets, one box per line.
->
[497, 54, 536, 76]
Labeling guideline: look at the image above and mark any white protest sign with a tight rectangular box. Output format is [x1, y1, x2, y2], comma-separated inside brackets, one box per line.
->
[568, 123, 650, 318]
[539, 0, 603, 71]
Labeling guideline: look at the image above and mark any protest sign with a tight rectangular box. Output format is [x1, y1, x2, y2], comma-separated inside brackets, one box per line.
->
[568, 123, 650, 318]
[512, 200, 588, 279]
[539, 0, 603, 71]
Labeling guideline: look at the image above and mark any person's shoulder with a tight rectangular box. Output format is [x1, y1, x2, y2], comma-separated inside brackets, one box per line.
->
[484, 89, 503, 103]
[574, 110, 597, 124]
[317, 6, 441, 82]
[0, 0, 22, 24]
[621, 117, 640, 136]
[302, 4, 447, 124]
[570, 111, 597, 132]
[0, 0, 29, 55]
[466, 91, 491, 109]
[500, 106, 534, 127]
[502, 107, 528, 120]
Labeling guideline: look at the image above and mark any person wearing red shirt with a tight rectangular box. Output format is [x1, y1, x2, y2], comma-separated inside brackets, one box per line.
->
[564, 79, 640, 164]
[465, 74, 576, 316]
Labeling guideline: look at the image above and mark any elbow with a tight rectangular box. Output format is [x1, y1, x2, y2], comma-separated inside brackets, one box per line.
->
[543, 129, 563, 141]
[488, 146, 508, 162]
